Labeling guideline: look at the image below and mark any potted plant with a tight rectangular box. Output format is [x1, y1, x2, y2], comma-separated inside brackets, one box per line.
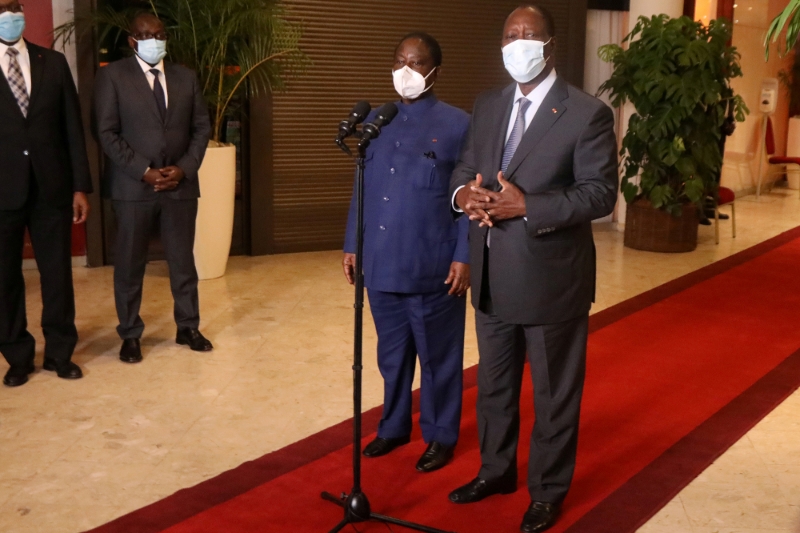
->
[765, 1, 800, 58]
[598, 15, 747, 252]
[55, 0, 306, 278]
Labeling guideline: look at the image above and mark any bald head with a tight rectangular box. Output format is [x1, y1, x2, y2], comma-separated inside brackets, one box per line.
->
[505, 5, 556, 40]
[129, 13, 164, 36]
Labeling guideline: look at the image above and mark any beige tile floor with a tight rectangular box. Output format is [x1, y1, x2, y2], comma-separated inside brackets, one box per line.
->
[0, 190, 799, 532]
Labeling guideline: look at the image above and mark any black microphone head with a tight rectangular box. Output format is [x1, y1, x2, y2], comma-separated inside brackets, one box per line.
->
[373, 103, 398, 127]
[350, 101, 371, 124]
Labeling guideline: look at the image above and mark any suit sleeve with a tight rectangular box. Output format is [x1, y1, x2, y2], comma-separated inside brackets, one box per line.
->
[448, 102, 481, 217]
[59, 54, 92, 194]
[175, 72, 211, 178]
[93, 67, 152, 180]
[524, 103, 618, 237]
[451, 117, 471, 263]
[343, 171, 357, 254]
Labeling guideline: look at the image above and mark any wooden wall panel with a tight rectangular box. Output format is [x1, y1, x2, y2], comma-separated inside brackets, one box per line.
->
[257, 0, 589, 254]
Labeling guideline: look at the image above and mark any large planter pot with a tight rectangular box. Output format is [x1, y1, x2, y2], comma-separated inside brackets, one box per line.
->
[624, 199, 698, 253]
[194, 143, 236, 280]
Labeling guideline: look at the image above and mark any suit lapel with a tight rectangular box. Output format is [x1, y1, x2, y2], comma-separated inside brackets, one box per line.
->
[163, 62, 181, 125]
[26, 41, 45, 115]
[0, 69, 20, 113]
[504, 76, 569, 179]
[127, 56, 164, 123]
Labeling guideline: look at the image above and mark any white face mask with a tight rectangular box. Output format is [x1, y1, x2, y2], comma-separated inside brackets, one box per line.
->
[134, 38, 167, 65]
[392, 66, 437, 100]
[502, 38, 552, 84]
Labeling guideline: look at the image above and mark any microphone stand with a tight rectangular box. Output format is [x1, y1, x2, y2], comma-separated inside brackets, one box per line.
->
[321, 135, 455, 533]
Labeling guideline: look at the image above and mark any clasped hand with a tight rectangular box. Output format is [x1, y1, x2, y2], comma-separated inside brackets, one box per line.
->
[455, 171, 526, 227]
[143, 166, 185, 192]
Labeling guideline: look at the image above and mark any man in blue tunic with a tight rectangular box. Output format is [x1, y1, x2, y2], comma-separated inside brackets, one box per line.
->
[343, 32, 470, 473]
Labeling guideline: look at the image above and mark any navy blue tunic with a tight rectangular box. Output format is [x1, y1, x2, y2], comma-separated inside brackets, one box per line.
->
[344, 96, 470, 294]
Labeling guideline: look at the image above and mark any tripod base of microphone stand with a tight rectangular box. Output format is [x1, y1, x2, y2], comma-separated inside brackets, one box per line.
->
[321, 491, 456, 533]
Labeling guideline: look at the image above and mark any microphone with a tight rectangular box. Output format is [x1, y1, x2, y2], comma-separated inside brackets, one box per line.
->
[336, 101, 371, 143]
[358, 103, 399, 148]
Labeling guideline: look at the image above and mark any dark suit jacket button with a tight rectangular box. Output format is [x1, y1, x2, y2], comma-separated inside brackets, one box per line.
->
[23, 150, 29, 156]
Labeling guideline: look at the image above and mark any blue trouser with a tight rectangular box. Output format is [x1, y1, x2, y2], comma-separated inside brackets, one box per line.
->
[367, 289, 467, 447]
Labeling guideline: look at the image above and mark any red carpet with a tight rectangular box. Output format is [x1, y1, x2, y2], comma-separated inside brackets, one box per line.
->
[87, 227, 800, 533]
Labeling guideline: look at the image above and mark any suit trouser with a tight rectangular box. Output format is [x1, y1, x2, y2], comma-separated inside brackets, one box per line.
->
[112, 197, 200, 339]
[475, 255, 588, 504]
[0, 183, 77, 366]
[367, 289, 466, 447]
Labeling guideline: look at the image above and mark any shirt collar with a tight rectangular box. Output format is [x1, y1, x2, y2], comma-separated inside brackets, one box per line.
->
[0, 38, 27, 58]
[514, 68, 557, 106]
[396, 94, 438, 115]
[135, 54, 165, 74]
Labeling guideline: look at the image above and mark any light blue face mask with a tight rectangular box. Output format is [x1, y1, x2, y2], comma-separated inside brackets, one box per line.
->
[134, 38, 167, 65]
[0, 12, 26, 44]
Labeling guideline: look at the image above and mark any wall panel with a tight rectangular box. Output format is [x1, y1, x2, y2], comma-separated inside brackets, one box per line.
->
[260, 0, 589, 253]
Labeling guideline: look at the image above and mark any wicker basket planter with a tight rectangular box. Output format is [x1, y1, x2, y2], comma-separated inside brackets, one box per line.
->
[624, 199, 699, 253]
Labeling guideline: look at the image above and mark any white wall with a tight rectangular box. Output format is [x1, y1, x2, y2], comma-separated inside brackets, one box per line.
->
[51, 0, 77, 84]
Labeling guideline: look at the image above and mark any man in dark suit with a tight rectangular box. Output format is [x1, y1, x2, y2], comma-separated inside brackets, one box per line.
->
[448, 6, 618, 532]
[94, 12, 212, 364]
[343, 33, 470, 472]
[0, 0, 92, 387]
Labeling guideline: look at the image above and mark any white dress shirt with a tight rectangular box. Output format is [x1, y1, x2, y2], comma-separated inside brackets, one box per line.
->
[0, 39, 31, 95]
[452, 68, 558, 214]
[135, 54, 168, 108]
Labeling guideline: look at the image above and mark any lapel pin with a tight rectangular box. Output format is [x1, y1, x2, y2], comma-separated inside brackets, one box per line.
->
[432, 138, 437, 143]
[552, 108, 558, 114]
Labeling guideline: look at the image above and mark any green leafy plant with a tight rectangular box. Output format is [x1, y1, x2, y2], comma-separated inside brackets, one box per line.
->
[598, 15, 748, 216]
[55, 0, 307, 143]
[765, 0, 800, 59]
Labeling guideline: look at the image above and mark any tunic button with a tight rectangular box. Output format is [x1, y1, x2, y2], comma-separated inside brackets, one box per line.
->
[383, 197, 389, 202]
[23, 150, 29, 156]
[402, 115, 408, 121]
[390, 168, 395, 174]
[395, 141, 401, 147]
[380, 225, 386, 230]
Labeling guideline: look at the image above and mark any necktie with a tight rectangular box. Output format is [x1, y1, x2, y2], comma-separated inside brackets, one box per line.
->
[501, 97, 531, 173]
[150, 68, 167, 121]
[5, 48, 29, 117]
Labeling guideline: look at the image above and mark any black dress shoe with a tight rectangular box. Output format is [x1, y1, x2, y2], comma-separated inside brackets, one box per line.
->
[3, 363, 35, 387]
[176, 328, 213, 352]
[416, 442, 455, 472]
[42, 359, 83, 380]
[119, 338, 143, 363]
[520, 501, 560, 533]
[362, 435, 411, 457]
[448, 475, 516, 504]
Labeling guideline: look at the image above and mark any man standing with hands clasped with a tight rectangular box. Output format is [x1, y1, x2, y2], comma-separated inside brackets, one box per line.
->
[94, 12, 212, 364]
[0, 0, 92, 387]
[448, 5, 618, 532]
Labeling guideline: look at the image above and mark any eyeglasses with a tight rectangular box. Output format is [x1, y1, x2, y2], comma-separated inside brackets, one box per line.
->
[132, 32, 168, 41]
[0, 4, 24, 14]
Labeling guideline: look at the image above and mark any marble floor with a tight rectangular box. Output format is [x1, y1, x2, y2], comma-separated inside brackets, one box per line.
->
[0, 189, 799, 533]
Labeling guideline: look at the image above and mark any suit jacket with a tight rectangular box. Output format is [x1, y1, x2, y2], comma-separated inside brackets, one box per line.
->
[449, 76, 618, 325]
[0, 41, 92, 210]
[93, 56, 211, 201]
[344, 97, 470, 294]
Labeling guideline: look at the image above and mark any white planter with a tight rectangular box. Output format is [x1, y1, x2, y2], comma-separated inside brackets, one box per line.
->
[194, 143, 236, 280]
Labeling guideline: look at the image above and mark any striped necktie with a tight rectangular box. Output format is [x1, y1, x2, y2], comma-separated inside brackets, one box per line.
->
[501, 97, 531, 172]
[5, 48, 29, 117]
